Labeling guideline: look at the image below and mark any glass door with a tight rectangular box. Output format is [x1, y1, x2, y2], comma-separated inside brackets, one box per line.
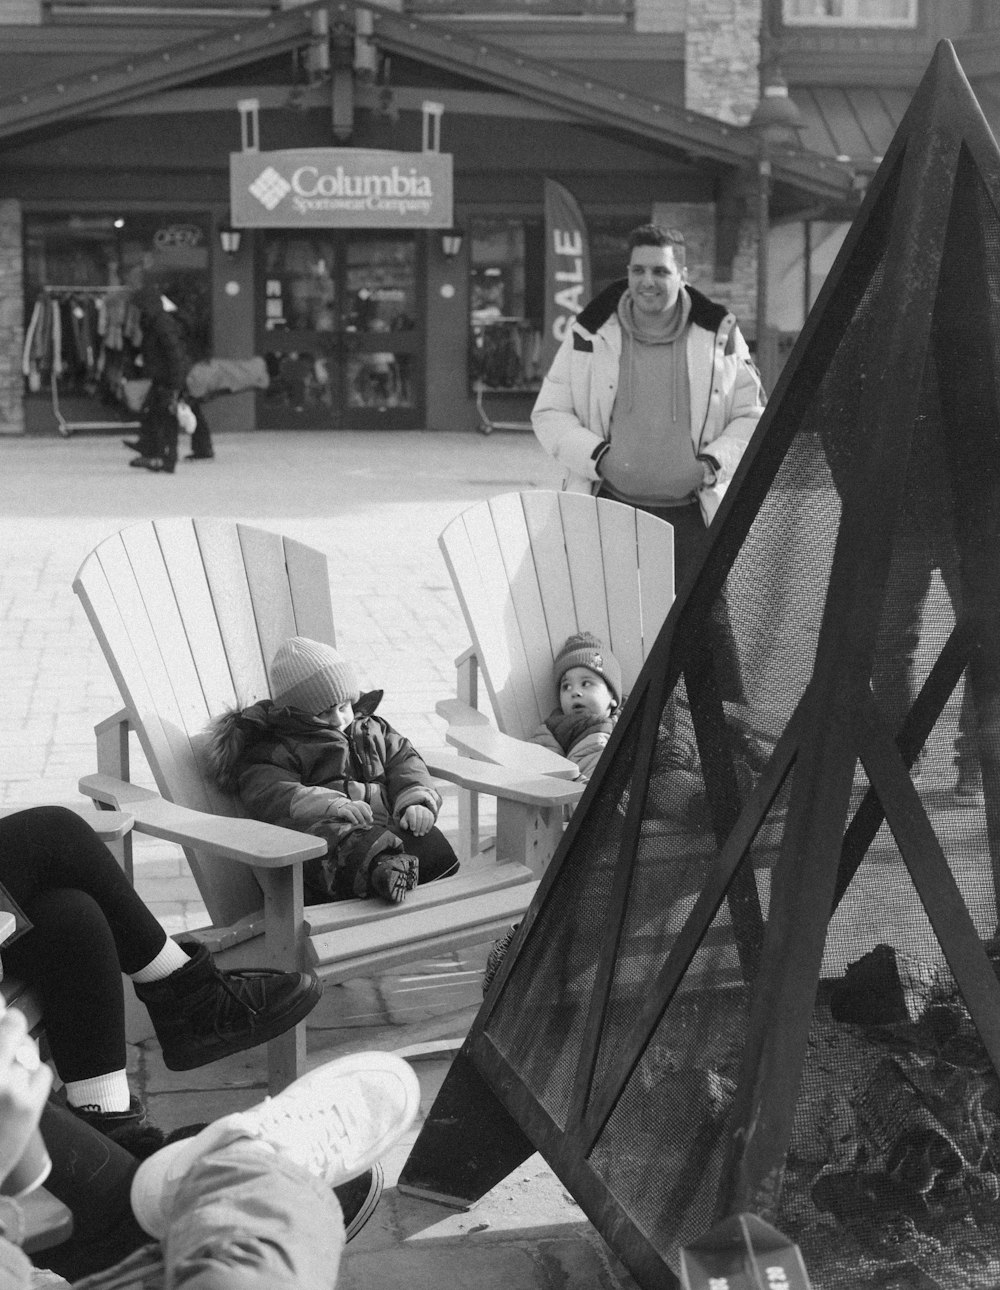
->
[257, 232, 423, 430]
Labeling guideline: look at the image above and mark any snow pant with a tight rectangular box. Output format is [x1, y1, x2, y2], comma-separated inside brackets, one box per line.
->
[305, 821, 460, 904]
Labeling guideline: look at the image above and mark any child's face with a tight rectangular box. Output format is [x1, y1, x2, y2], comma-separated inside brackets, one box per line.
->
[315, 700, 355, 730]
[559, 667, 615, 719]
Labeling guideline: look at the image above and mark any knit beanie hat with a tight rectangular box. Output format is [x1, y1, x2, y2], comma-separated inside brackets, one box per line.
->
[269, 637, 360, 715]
[552, 632, 622, 706]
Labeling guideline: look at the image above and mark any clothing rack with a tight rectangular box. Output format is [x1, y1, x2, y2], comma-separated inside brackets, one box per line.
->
[471, 316, 538, 434]
[39, 285, 141, 438]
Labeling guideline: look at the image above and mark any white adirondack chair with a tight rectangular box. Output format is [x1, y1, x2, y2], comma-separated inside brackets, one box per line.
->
[73, 519, 579, 1091]
[437, 491, 675, 859]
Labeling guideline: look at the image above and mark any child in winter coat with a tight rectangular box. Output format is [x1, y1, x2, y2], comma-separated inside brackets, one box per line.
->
[530, 632, 624, 782]
[208, 637, 459, 906]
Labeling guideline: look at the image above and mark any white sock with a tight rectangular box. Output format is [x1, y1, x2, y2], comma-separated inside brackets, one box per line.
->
[130, 938, 191, 985]
[66, 1070, 131, 1114]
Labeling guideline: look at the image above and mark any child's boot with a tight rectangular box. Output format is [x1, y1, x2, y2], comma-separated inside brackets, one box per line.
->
[340, 828, 419, 904]
[368, 853, 419, 904]
[134, 943, 321, 1071]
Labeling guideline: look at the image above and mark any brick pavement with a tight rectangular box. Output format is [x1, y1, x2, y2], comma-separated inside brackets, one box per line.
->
[0, 430, 638, 1289]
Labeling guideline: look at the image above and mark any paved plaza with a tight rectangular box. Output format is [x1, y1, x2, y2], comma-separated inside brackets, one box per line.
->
[0, 429, 638, 1289]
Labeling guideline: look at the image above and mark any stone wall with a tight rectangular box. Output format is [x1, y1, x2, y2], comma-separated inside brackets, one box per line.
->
[685, 0, 762, 125]
[0, 201, 24, 436]
[652, 199, 757, 332]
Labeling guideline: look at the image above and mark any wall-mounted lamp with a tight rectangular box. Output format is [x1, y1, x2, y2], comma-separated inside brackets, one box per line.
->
[441, 229, 463, 259]
[219, 224, 243, 258]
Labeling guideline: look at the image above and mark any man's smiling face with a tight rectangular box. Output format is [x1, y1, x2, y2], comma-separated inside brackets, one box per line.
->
[627, 244, 685, 317]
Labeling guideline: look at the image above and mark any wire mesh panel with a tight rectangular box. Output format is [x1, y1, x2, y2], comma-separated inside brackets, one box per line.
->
[401, 40, 1000, 1290]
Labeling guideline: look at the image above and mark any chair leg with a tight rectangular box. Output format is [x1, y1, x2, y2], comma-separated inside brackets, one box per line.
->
[268, 1025, 306, 1095]
[495, 800, 565, 877]
[258, 865, 309, 1093]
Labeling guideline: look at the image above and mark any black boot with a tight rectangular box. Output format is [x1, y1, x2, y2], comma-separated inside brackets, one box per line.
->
[69, 1096, 166, 1159]
[134, 943, 321, 1071]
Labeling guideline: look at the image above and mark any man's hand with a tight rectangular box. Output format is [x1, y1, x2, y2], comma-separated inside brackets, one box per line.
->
[399, 804, 434, 837]
[0, 1011, 51, 1191]
[332, 800, 374, 826]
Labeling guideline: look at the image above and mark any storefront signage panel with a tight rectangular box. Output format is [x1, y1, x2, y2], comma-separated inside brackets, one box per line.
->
[230, 149, 453, 229]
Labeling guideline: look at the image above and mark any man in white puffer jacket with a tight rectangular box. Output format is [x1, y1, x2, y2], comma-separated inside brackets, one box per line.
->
[532, 223, 766, 698]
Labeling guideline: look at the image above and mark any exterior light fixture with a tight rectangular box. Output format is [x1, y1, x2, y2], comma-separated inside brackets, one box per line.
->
[441, 230, 463, 259]
[218, 224, 243, 258]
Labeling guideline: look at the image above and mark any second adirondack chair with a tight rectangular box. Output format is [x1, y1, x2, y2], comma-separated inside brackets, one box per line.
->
[72, 518, 580, 1091]
[437, 490, 675, 858]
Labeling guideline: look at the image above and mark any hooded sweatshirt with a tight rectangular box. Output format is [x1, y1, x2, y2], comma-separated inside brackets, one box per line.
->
[597, 287, 703, 506]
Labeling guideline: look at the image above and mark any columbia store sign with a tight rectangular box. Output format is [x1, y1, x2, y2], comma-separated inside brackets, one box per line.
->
[230, 148, 453, 228]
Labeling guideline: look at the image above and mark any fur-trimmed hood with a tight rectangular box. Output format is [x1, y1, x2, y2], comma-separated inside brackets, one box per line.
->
[574, 280, 729, 340]
[206, 689, 384, 795]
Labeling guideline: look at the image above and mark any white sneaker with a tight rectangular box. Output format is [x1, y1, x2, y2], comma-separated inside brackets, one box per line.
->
[130, 1051, 420, 1238]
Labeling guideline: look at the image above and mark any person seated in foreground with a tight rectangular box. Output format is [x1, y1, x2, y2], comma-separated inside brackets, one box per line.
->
[0, 805, 321, 1156]
[208, 637, 459, 906]
[0, 1004, 419, 1288]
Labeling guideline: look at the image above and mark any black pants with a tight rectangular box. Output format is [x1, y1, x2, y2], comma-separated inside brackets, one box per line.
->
[35, 1100, 148, 1282]
[0, 807, 168, 1083]
[137, 384, 178, 467]
[598, 491, 746, 702]
[187, 395, 214, 459]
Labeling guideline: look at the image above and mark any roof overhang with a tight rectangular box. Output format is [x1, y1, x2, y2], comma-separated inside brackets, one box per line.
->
[0, 0, 857, 207]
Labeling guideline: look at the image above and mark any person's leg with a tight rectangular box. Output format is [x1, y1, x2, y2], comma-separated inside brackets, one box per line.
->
[0, 806, 321, 1092]
[32, 1101, 150, 1284]
[130, 387, 176, 474]
[870, 506, 936, 750]
[937, 525, 983, 800]
[388, 825, 459, 885]
[162, 1142, 344, 1290]
[186, 397, 214, 460]
[129, 1051, 421, 1289]
[646, 501, 746, 704]
[0, 807, 173, 974]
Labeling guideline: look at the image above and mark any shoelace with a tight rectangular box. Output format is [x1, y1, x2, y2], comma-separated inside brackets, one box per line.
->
[188, 967, 275, 1034]
[250, 1096, 353, 1177]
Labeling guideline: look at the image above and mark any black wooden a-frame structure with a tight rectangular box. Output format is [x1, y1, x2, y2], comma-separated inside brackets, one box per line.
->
[400, 41, 1000, 1289]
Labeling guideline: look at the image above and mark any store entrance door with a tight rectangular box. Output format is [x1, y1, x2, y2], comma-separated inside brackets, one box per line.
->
[256, 231, 423, 429]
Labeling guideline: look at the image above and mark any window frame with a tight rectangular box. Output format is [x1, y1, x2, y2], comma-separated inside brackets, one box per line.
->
[782, 0, 917, 27]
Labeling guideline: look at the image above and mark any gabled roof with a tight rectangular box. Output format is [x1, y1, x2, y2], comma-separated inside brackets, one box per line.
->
[0, 0, 857, 205]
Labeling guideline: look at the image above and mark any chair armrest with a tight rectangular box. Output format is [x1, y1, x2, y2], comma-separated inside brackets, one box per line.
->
[0, 805, 133, 842]
[78, 774, 327, 869]
[424, 754, 582, 807]
[436, 699, 579, 780]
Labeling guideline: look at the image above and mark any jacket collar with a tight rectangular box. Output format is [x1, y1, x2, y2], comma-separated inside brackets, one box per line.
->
[574, 279, 730, 338]
[241, 688, 384, 732]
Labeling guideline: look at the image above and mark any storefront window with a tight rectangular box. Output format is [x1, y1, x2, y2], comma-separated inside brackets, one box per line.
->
[468, 217, 544, 394]
[21, 211, 211, 433]
[783, 0, 917, 25]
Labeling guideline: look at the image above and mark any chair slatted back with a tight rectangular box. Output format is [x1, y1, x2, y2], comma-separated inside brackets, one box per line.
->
[439, 492, 674, 739]
[73, 519, 336, 925]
